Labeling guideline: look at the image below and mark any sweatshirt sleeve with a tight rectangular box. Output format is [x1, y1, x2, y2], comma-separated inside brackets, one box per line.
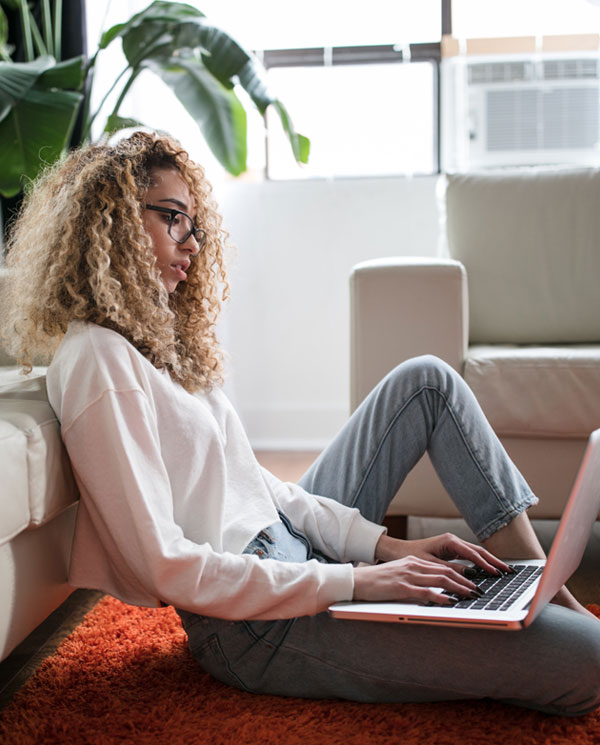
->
[63, 388, 355, 620]
[260, 468, 386, 565]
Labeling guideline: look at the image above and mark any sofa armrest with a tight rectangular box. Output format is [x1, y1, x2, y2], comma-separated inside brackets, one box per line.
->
[350, 257, 468, 411]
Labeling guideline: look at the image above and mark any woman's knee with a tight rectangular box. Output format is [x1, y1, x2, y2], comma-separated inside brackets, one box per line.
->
[383, 355, 461, 397]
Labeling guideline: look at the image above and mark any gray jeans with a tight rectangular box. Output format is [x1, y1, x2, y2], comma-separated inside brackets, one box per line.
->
[177, 356, 600, 715]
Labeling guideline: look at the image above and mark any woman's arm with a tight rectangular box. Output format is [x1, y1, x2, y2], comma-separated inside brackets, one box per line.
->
[64, 389, 356, 620]
[259, 467, 385, 564]
[260, 468, 512, 605]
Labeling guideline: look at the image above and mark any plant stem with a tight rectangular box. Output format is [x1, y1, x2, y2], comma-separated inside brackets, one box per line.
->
[29, 15, 48, 57]
[105, 66, 141, 128]
[18, 0, 34, 61]
[53, 0, 63, 60]
[82, 63, 135, 141]
[84, 26, 165, 140]
[41, 0, 53, 57]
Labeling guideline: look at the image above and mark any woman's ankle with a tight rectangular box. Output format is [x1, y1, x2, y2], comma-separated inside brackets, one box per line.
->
[552, 586, 597, 619]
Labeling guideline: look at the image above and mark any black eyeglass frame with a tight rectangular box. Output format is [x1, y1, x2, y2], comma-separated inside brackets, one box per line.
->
[145, 204, 207, 249]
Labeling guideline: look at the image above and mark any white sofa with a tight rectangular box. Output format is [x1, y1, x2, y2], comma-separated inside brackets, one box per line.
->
[350, 168, 600, 524]
[0, 269, 79, 662]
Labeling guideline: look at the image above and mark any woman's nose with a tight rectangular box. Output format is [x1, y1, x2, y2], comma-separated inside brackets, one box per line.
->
[181, 232, 200, 255]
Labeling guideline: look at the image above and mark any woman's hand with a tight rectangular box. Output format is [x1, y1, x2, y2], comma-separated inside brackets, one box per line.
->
[352, 532, 511, 605]
[375, 532, 510, 574]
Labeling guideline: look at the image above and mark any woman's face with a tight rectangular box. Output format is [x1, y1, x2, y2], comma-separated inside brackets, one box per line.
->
[142, 167, 201, 293]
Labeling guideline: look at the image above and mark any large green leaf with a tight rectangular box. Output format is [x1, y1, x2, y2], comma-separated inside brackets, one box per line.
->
[0, 85, 82, 197]
[99, 1, 205, 50]
[36, 54, 86, 90]
[121, 26, 179, 69]
[0, 55, 54, 120]
[120, 16, 252, 92]
[237, 60, 310, 164]
[149, 56, 247, 175]
[0, 54, 85, 196]
[271, 101, 310, 164]
[167, 22, 249, 86]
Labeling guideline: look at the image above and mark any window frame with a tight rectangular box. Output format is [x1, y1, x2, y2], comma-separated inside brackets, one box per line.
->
[260, 39, 445, 179]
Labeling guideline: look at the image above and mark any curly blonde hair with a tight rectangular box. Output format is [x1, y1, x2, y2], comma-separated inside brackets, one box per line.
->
[1, 131, 229, 391]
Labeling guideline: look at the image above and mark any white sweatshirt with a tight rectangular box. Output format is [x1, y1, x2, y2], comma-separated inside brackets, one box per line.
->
[46, 322, 385, 620]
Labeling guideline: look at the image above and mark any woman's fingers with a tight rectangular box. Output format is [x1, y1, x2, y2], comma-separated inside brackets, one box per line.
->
[428, 533, 513, 575]
[391, 583, 461, 606]
[353, 558, 479, 603]
[384, 558, 483, 598]
[448, 539, 513, 576]
[408, 563, 482, 598]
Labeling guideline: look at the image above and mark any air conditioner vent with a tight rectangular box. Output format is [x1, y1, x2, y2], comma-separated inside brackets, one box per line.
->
[468, 61, 532, 85]
[543, 88, 598, 148]
[486, 88, 599, 151]
[543, 58, 599, 80]
[487, 90, 538, 151]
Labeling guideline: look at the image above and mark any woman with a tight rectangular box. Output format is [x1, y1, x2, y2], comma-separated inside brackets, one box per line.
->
[2, 132, 599, 715]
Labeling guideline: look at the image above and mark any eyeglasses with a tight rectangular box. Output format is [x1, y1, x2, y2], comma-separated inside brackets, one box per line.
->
[145, 204, 207, 249]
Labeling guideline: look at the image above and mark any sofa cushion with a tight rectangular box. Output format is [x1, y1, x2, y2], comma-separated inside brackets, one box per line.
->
[0, 373, 78, 546]
[464, 344, 600, 438]
[445, 169, 600, 345]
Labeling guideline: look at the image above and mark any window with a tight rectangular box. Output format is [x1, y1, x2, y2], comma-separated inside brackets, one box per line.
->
[196, 0, 443, 179]
[263, 47, 439, 179]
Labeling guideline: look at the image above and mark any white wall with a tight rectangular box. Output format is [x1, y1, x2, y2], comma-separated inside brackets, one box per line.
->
[218, 174, 441, 449]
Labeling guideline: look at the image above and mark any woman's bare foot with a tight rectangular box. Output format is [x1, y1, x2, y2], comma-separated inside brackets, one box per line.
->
[553, 585, 598, 620]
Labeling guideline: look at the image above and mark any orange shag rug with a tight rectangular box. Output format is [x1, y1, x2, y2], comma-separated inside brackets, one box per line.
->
[0, 598, 598, 745]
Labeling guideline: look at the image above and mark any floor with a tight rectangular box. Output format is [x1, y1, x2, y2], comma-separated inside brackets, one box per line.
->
[1, 449, 598, 711]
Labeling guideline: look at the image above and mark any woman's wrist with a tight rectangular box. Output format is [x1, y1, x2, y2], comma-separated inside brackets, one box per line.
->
[374, 533, 410, 563]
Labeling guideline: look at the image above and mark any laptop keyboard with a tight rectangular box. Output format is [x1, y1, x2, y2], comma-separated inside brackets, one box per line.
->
[448, 564, 543, 612]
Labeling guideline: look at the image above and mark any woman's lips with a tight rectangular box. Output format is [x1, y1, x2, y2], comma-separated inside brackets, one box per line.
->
[171, 262, 189, 280]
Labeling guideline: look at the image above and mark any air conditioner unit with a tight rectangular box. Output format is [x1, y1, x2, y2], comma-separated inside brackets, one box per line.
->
[442, 53, 600, 171]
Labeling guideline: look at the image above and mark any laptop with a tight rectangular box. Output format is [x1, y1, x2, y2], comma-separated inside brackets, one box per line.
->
[329, 428, 600, 630]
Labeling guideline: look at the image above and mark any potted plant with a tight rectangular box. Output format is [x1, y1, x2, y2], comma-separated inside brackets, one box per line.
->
[0, 0, 308, 211]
